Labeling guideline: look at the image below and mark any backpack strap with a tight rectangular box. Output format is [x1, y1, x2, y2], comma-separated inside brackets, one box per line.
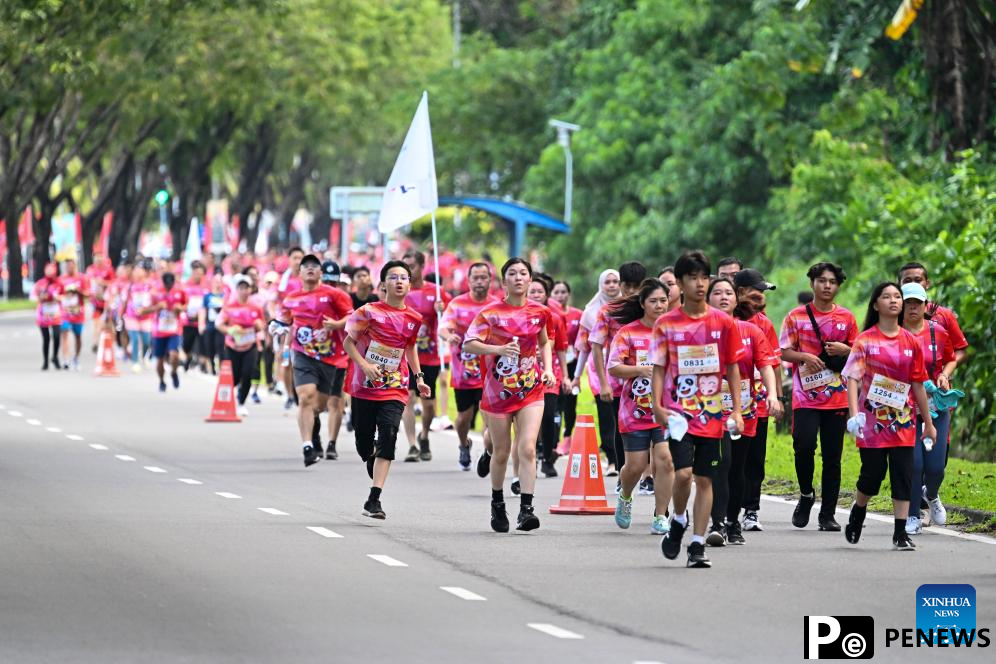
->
[805, 303, 826, 347]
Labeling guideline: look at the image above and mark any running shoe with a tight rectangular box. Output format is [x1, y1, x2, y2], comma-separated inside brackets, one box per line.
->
[928, 496, 947, 526]
[362, 499, 386, 520]
[404, 445, 420, 462]
[893, 533, 917, 551]
[510, 477, 521, 495]
[52, 359, 61, 370]
[742, 510, 763, 532]
[845, 510, 864, 544]
[72, 359, 80, 371]
[491, 501, 509, 533]
[313, 441, 323, 459]
[516, 505, 540, 531]
[476, 450, 491, 478]
[237, 406, 249, 417]
[726, 520, 745, 545]
[818, 514, 841, 532]
[661, 518, 686, 560]
[251, 392, 261, 404]
[171, 372, 179, 389]
[613, 481, 621, 495]
[905, 515, 922, 535]
[637, 477, 655, 495]
[687, 541, 711, 568]
[418, 436, 432, 461]
[792, 493, 816, 528]
[706, 523, 726, 547]
[605, 468, 619, 478]
[614, 495, 633, 529]
[303, 445, 319, 467]
[159, 381, 167, 393]
[458, 446, 471, 471]
[284, 397, 294, 411]
[326, 441, 338, 461]
[650, 514, 670, 535]
[540, 460, 558, 478]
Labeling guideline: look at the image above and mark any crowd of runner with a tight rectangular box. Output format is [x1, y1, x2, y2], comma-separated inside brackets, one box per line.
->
[30, 245, 969, 567]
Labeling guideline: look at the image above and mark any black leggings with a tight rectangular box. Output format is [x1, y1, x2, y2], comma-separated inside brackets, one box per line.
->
[595, 396, 619, 470]
[792, 408, 847, 517]
[558, 360, 579, 438]
[262, 344, 275, 387]
[539, 392, 561, 462]
[712, 432, 751, 525]
[226, 346, 258, 405]
[40, 326, 60, 365]
[743, 417, 769, 511]
[202, 328, 224, 372]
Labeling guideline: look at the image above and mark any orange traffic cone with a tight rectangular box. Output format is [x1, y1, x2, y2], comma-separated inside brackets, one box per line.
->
[93, 330, 120, 377]
[205, 359, 241, 422]
[549, 414, 615, 514]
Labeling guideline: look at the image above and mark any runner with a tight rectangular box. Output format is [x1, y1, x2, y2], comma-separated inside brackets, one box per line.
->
[318, 260, 353, 460]
[842, 282, 936, 551]
[606, 278, 675, 535]
[900, 282, 957, 534]
[343, 260, 430, 519]
[705, 276, 782, 546]
[269, 254, 353, 467]
[85, 253, 114, 353]
[181, 261, 208, 372]
[779, 262, 857, 532]
[440, 262, 498, 470]
[897, 262, 968, 364]
[526, 273, 570, 479]
[141, 271, 187, 392]
[215, 275, 266, 416]
[124, 262, 154, 371]
[463, 257, 555, 532]
[350, 265, 379, 309]
[278, 247, 305, 411]
[400, 249, 451, 462]
[58, 258, 89, 370]
[551, 280, 583, 455]
[31, 262, 63, 370]
[653, 250, 745, 568]
[198, 275, 227, 374]
[716, 257, 743, 281]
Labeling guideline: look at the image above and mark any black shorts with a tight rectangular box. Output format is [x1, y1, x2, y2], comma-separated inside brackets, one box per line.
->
[669, 433, 722, 477]
[293, 353, 343, 396]
[409, 363, 440, 400]
[352, 397, 406, 461]
[857, 446, 914, 500]
[454, 388, 483, 413]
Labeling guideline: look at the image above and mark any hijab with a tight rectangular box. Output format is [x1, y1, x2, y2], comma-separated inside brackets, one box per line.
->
[580, 269, 619, 331]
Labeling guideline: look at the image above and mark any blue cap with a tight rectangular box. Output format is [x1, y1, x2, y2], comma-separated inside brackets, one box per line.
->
[901, 283, 928, 301]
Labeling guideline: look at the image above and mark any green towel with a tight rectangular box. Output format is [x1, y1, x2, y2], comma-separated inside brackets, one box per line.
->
[924, 379, 966, 418]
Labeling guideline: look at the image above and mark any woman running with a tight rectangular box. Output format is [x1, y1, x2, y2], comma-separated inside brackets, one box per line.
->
[464, 257, 555, 533]
[551, 280, 583, 455]
[216, 275, 266, 416]
[123, 263, 154, 371]
[606, 278, 675, 535]
[526, 274, 570, 479]
[900, 282, 956, 535]
[32, 262, 63, 370]
[842, 282, 936, 551]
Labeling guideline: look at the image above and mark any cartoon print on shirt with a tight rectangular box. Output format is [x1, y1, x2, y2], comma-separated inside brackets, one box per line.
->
[631, 376, 654, 419]
[865, 399, 915, 434]
[495, 355, 537, 401]
[296, 325, 334, 359]
[696, 374, 725, 425]
[460, 351, 482, 380]
[416, 323, 432, 353]
[674, 375, 699, 418]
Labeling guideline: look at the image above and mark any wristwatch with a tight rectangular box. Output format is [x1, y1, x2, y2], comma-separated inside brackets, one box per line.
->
[414, 371, 425, 379]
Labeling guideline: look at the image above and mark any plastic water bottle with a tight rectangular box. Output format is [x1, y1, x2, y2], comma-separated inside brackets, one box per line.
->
[726, 416, 741, 441]
[923, 436, 934, 452]
[509, 336, 519, 364]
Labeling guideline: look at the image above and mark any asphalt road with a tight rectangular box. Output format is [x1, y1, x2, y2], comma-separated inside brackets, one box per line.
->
[2, 311, 994, 663]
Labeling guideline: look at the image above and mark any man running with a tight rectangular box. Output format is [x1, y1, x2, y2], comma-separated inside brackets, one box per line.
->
[317, 260, 352, 459]
[181, 261, 208, 371]
[58, 258, 90, 370]
[142, 271, 187, 392]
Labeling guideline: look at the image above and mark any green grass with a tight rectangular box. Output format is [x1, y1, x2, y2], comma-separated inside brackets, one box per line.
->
[0, 298, 35, 312]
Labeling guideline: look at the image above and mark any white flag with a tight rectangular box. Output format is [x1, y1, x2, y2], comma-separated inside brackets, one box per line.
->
[182, 218, 202, 277]
[379, 91, 438, 233]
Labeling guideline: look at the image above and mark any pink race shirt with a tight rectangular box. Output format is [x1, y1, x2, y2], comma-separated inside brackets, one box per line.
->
[33, 278, 63, 327]
[910, 321, 955, 382]
[563, 306, 583, 364]
[926, 303, 967, 351]
[405, 284, 452, 367]
[842, 326, 928, 449]
[217, 302, 265, 351]
[440, 292, 498, 390]
[589, 304, 624, 397]
[651, 307, 745, 439]
[779, 304, 858, 410]
[150, 288, 188, 338]
[464, 301, 551, 415]
[720, 320, 779, 438]
[282, 285, 354, 366]
[345, 302, 422, 403]
[125, 281, 155, 328]
[542, 307, 569, 395]
[750, 311, 782, 419]
[182, 281, 206, 327]
[607, 320, 657, 433]
[58, 275, 90, 324]
[574, 325, 602, 396]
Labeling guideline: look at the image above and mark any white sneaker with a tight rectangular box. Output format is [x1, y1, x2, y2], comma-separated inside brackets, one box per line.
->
[929, 496, 947, 526]
[742, 510, 763, 532]
[906, 515, 922, 535]
[237, 406, 249, 417]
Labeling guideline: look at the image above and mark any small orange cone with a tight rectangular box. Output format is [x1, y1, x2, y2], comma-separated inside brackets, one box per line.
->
[93, 329, 120, 377]
[549, 414, 615, 514]
[205, 360, 241, 422]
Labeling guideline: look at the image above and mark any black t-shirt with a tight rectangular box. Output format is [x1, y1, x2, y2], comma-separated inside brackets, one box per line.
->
[351, 292, 379, 310]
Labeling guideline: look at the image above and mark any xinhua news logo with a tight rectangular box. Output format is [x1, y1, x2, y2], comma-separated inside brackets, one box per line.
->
[805, 616, 874, 659]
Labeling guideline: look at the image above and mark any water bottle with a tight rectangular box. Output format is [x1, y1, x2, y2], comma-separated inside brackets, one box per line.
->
[509, 336, 519, 364]
[726, 416, 741, 441]
[923, 436, 934, 452]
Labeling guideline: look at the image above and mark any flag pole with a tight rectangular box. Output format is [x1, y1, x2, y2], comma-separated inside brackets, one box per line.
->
[430, 210, 446, 369]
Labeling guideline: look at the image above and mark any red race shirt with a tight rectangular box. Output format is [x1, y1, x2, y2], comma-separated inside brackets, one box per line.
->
[563, 306, 583, 364]
[749, 311, 782, 419]
[779, 304, 858, 411]
[651, 306, 745, 439]
[465, 301, 551, 415]
[182, 281, 207, 327]
[926, 303, 968, 351]
[33, 278, 63, 327]
[150, 288, 188, 338]
[440, 292, 499, 390]
[217, 302, 265, 351]
[345, 302, 422, 404]
[125, 281, 155, 323]
[282, 285, 354, 367]
[542, 306, 569, 395]
[720, 320, 779, 438]
[58, 275, 90, 324]
[909, 321, 955, 383]
[842, 326, 928, 449]
[589, 303, 624, 397]
[607, 320, 657, 433]
[405, 283, 452, 367]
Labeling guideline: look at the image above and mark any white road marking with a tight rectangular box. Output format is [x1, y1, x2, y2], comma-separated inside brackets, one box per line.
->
[66, 434, 84, 441]
[114, 454, 136, 462]
[440, 586, 486, 601]
[45, 426, 61, 433]
[215, 492, 241, 499]
[143, 466, 167, 473]
[177, 478, 203, 485]
[527, 623, 584, 639]
[257, 507, 289, 516]
[306, 526, 343, 539]
[633, 661, 668, 664]
[8, 410, 23, 417]
[367, 554, 408, 567]
[25, 418, 41, 426]
[89, 444, 109, 451]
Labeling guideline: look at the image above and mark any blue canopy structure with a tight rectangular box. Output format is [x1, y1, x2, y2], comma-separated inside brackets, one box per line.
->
[438, 196, 569, 257]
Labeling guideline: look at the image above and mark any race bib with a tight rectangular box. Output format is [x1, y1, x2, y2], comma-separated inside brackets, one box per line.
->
[799, 363, 835, 390]
[677, 343, 719, 375]
[41, 303, 60, 317]
[234, 329, 257, 346]
[868, 373, 911, 409]
[63, 294, 80, 310]
[135, 292, 151, 308]
[158, 310, 179, 333]
[636, 349, 652, 367]
[365, 341, 403, 372]
[721, 379, 751, 411]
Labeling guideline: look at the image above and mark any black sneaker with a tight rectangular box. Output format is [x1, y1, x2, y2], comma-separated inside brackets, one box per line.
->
[303, 445, 319, 467]
[510, 478, 521, 495]
[687, 541, 711, 568]
[706, 523, 727, 547]
[325, 441, 338, 460]
[661, 518, 687, 560]
[818, 514, 841, 532]
[893, 533, 917, 551]
[159, 381, 167, 393]
[792, 493, 816, 528]
[313, 440, 324, 459]
[362, 499, 386, 520]
[540, 460, 558, 478]
[476, 450, 491, 478]
[418, 436, 432, 461]
[171, 372, 180, 389]
[516, 505, 540, 531]
[404, 444, 420, 462]
[491, 501, 509, 533]
[726, 520, 745, 545]
[52, 359, 61, 370]
[458, 446, 471, 471]
[845, 511, 864, 544]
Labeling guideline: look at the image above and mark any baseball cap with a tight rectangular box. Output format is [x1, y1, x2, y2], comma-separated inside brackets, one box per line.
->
[733, 268, 776, 291]
[263, 270, 279, 284]
[901, 283, 928, 302]
[338, 273, 352, 286]
[321, 260, 341, 283]
[232, 274, 252, 288]
[300, 253, 322, 267]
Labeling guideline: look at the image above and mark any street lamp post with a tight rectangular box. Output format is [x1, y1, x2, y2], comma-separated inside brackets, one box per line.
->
[549, 119, 580, 224]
